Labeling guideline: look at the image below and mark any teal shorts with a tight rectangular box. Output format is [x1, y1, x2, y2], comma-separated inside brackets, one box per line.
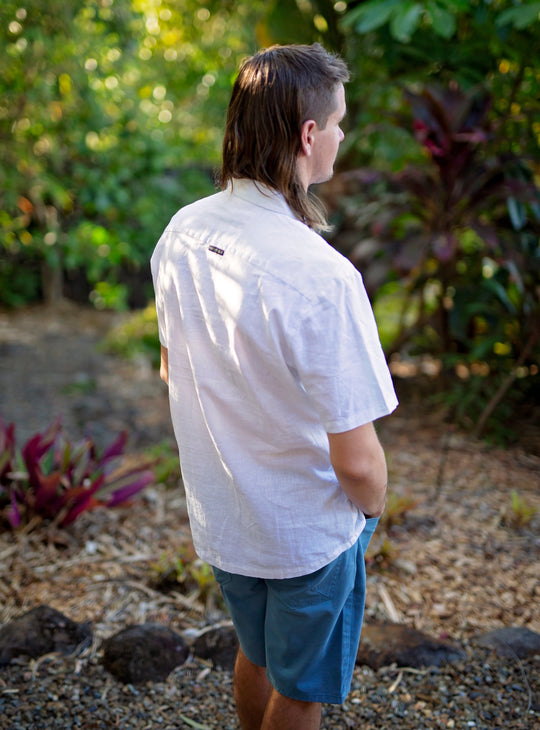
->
[212, 517, 379, 704]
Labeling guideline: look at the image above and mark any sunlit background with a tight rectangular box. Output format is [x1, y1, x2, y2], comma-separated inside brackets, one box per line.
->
[1, 0, 539, 443]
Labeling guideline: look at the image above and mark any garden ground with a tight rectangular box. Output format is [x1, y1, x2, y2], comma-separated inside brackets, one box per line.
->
[0, 302, 538, 729]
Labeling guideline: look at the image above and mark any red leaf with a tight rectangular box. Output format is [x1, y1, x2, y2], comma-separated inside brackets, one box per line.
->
[6, 489, 21, 528]
[66, 474, 107, 502]
[0, 418, 16, 453]
[100, 431, 128, 465]
[106, 471, 155, 507]
[21, 421, 61, 486]
[60, 495, 102, 526]
[33, 470, 63, 511]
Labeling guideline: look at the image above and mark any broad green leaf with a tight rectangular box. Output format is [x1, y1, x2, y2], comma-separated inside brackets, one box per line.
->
[483, 278, 517, 315]
[342, 0, 401, 34]
[496, 3, 540, 30]
[428, 1, 457, 39]
[390, 2, 424, 42]
[469, 336, 500, 361]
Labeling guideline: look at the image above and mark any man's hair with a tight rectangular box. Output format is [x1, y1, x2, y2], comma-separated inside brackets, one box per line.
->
[220, 43, 349, 231]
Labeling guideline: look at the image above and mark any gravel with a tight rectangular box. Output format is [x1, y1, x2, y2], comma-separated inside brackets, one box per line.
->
[1, 643, 538, 729]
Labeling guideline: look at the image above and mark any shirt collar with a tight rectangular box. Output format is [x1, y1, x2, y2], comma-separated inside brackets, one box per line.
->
[228, 178, 297, 220]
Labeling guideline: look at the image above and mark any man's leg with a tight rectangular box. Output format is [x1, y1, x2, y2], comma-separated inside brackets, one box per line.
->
[234, 647, 272, 730]
[234, 646, 321, 730]
[261, 690, 321, 730]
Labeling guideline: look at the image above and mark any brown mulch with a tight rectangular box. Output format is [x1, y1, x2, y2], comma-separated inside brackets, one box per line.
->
[0, 302, 539, 729]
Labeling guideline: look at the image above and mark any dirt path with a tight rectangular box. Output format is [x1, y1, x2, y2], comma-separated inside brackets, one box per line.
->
[0, 301, 172, 451]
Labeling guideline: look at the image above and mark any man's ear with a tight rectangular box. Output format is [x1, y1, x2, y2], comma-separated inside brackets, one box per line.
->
[300, 119, 317, 157]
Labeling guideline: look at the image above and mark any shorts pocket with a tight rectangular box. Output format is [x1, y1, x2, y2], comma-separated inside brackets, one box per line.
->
[272, 552, 350, 610]
[212, 566, 233, 587]
[360, 517, 379, 554]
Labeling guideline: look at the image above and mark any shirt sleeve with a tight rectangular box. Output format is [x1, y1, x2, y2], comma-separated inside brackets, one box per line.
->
[291, 267, 398, 433]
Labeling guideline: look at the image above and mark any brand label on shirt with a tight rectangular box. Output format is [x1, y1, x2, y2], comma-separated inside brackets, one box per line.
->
[209, 245, 224, 256]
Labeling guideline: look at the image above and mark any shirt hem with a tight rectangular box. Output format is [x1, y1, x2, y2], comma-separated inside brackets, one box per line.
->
[199, 523, 365, 580]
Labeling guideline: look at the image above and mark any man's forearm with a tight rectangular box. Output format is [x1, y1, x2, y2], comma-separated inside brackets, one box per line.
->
[328, 422, 388, 517]
[333, 448, 388, 517]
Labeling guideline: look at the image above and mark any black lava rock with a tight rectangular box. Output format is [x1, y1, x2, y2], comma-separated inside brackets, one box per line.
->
[102, 623, 189, 684]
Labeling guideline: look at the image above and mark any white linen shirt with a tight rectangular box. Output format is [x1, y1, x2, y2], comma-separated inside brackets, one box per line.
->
[151, 179, 398, 579]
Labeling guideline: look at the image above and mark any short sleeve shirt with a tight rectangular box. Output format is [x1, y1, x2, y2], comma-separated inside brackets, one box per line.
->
[151, 179, 398, 578]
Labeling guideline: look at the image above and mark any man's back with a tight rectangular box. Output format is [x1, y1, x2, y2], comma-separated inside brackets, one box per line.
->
[151, 179, 397, 579]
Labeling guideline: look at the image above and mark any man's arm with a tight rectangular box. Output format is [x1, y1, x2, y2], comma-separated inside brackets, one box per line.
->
[160, 345, 169, 385]
[327, 422, 387, 517]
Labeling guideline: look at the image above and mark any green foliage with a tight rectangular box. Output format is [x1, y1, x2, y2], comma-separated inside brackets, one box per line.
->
[338, 0, 540, 170]
[381, 491, 420, 528]
[431, 368, 531, 444]
[496, 2, 540, 30]
[0, 0, 265, 308]
[144, 440, 181, 489]
[150, 543, 222, 607]
[256, 0, 345, 49]
[0, 417, 155, 529]
[506, 490, 537, 527]
[342, 0, 469, 43]
[366, 535, 398, 571]
[372, 281, 422, 350]
[325, 79, 539, 439]
[102, 304, 161, 367]
[0, 250, 42, 307]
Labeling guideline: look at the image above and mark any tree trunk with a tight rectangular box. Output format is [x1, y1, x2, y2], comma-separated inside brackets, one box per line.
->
[40, 260, 63, 304]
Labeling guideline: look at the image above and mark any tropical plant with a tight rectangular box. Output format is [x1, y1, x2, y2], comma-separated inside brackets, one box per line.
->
[330, 84, 539, 339]
[342, 0, 540, 45]
[323, 81, 539, 437]
[337, 0, 540, 171]
[0, 417, 155, 529]
[102, 304, 162, 369]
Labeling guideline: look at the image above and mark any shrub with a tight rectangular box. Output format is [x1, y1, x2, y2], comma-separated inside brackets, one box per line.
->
[150, 543, 223, 609]
[505, 490, 538, 528]
[0, 417, 155, 529]
[325, 82, 540, 440]
[381, 491, 420, 528]
[102, 304, 161, 369]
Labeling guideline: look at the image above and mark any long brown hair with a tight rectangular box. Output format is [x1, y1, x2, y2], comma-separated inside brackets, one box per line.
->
[220, 43, 349, 231]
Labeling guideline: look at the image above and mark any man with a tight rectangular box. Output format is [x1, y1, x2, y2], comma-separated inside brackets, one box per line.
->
[151, 43, 397, 730]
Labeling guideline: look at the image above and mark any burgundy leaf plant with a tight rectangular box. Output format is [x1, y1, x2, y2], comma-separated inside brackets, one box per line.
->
[0, 417, 155, 529]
